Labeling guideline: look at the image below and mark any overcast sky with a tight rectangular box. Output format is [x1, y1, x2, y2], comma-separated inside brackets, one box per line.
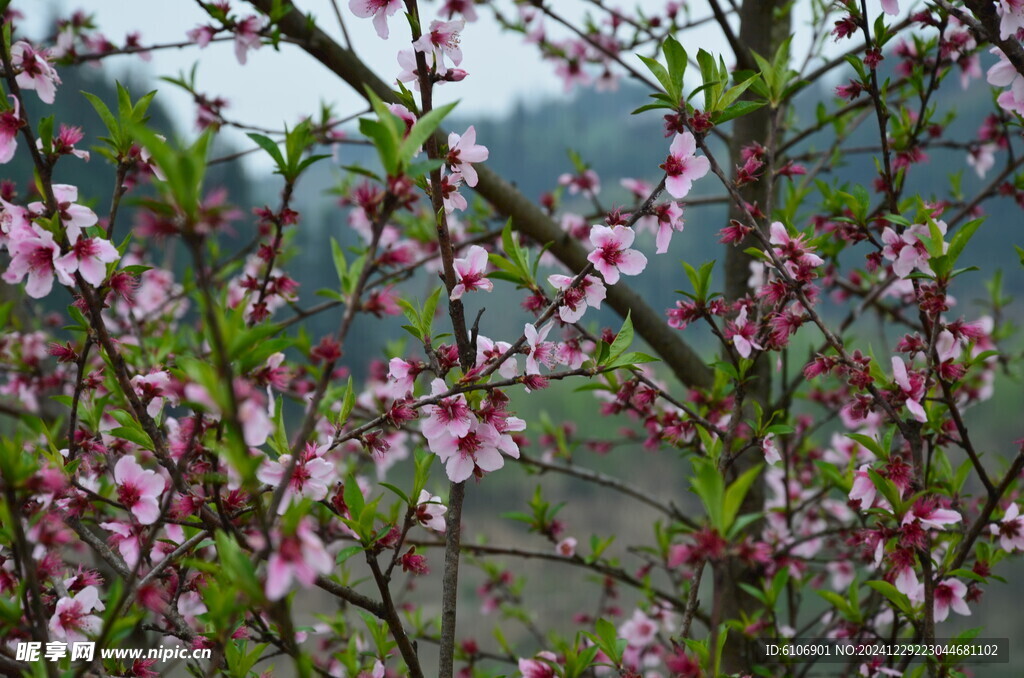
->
[26, 1, 862, 168]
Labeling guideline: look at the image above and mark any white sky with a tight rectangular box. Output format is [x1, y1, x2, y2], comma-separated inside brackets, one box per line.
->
[26, 1, 860, 167]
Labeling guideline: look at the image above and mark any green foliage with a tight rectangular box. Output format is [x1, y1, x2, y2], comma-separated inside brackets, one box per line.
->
[247, 119, 330, 183]
[82, 82, 158, 159]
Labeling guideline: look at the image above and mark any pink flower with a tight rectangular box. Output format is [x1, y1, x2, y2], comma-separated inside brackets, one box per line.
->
[661, 132, 710, 199]
[232, 15, 265, 65]
[187, 24, 216, 48]
[992, 503, 1024, 552]
[902, 500, 961, 531]
[427, 419, 506, 482]
[476, 335, 519, 378]
[422, 379, 473, 439]
[56, 236, 118, 287]
[654, 201, 684, 254]
[413, 19, 465, 72]
[446, 126, 488, 187]
[100, 521, 142, 568]
[725, 307, 763, 359]
[439, 168, 467, 213]
[587, 224, 647, 285]
[349, 0, 403, 40]
[265, 518, 333, 601]
[849, 464, 876, 509]
[238, 391, 273, 447]
[1000, 0, 1024, 40]
[3, 225, 66, 298]
[29, 184, 98, 243]
[881, 0, 899, 15]
[932, 579, 971, 622]
[114, 456, 165, 525]
[11, 41, 60, 104]
[451, 245, 493, 300]
[518, 651, 558, 678]
[891, 357, 928, 422]
[619, 609, 658, 648]
[548, 273, 606, 323]
[386, 358, 419, 398]
[524, 322, 555, 375]
[0, 97, 21, 164]
[769, 222, 824, 273]
[257, 443, 337, 514]
[762, 433, 781, 465]
[556, 537, 577, 557]
[967, 143, 997, 179]
[131, 371, 178, 418]
[880, 224, 942, 278]
[415, 490, 447, 532]
[49, 586, 104, 642]
[396, 49, 422, 88]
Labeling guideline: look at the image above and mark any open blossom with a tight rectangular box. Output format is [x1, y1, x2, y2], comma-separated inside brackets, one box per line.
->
[446, 126, 488, 187]
[880, 222, 946, 278]
[114, 456, 164, 525]
[422, 379, 473, 439]
[386, 357, 420, 398]
[849, 464, 876, 509]
[427, 418, 506, 482]
[556, 537, 577, 557]
[0, 97, 22, 164]
[413, 19, 465, 72]
[932, 579, 971, 622]
[903, 500, 961, 531]
[3, 225, 65, 298]
[101, 521, 143, 568]
[891, 356, 928, 422]
[619, 609, 658, 648]
[762, 433, 781, 465]
[49, 586, 104, 642]
[11, 41, 61, 104]
[881, 0, 899, 15]
[587, 224, 647, 285]
[131, 371, 178, 417]
[524, 322, 555, 375]
[56, 235, 118, 287]
[992, 503, 1024, 552]
[654, 201, 684, 254]
[30, 184, 98, 242]
[257, 443, 337, 514]
[999, 0, 1024, 40]
[769, 222, 823, 268]
[265, 518, 332, 601]
[548, 273, 606, 323]
[415, 490, 447, 531]
[725, 307, 763, 359]
[451, 245, 493, 300]
[476, 335, 519, 378]
[518, 651, 558, 678]
[661, 132, 710, 199]
[349, 0, 403, 39]
[232, 15, 266, 65]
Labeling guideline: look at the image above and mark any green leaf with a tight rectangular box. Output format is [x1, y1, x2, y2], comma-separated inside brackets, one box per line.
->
[865, 580, 913, 617]
[605, 312, 634, 364]
[690, 457, 725, 531]
[713, 100, 766, 125]
[400, 101, 457, 164]
[723, 464, 762, 535]
[247, 132, 286, 170]
[662, 35, 687, 97]
[638, 55, 675, 100]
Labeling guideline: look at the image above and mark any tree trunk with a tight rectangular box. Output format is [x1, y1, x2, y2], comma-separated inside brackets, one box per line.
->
[716, 1, 790, 673]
